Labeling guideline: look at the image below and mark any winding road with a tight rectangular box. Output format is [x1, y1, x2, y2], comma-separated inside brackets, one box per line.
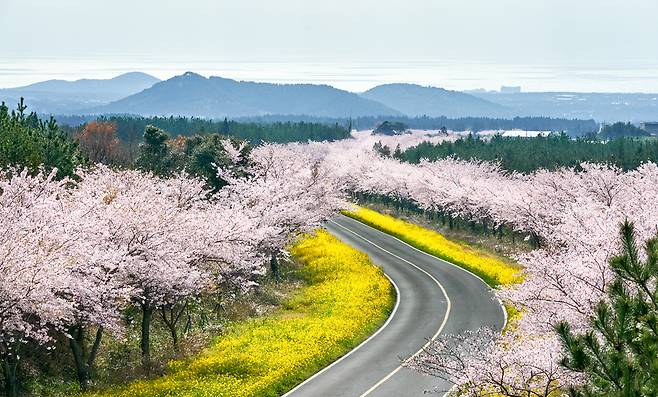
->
[283, 214, 505, 397]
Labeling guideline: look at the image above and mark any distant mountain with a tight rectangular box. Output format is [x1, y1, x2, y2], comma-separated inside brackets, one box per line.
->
[6, 70, 655, 122]
[6, 72, 160, 96]
[0, 72, 160, 114]
[470, 91, 658, 122]
[93, 72, 400, 118]
[361, 83, 510, 118]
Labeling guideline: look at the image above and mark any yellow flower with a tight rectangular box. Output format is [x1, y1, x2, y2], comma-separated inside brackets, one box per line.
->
[343, 207, 523, 287]
[82, 230, 394, 397]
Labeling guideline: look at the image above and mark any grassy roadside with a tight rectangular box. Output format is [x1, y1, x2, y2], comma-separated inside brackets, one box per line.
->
[343, 206, 523, 288]
[76, 230, 394, 397]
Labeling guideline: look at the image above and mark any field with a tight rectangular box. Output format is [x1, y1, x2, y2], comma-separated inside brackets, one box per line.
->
[77, 230, 394, 397]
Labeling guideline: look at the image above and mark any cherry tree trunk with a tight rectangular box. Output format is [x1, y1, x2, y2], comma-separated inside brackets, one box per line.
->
[160, 305, 184, 350]
[87, 327, 103, 376]
[141, 305, 153, 373]
[2, 354, 18, 397]
[67, 326, 103, 390]
[68, 336, 89, 390]
[270, 253, 280, 281]
[169, 326, 179, 350]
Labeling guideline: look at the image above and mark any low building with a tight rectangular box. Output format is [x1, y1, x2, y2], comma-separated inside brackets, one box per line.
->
[640, 122, 658, 135]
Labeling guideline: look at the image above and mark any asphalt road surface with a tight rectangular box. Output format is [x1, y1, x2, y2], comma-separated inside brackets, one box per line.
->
[283, 214, 505, 397]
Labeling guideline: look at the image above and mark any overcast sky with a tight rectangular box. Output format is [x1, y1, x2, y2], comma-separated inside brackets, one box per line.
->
[2, 0, 658, 91]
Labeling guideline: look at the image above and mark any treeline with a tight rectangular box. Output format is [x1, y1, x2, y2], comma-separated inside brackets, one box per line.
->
[48, 113, 601, 140]
[0, 101, 251, 192]
[60, 115, 350, 144]
[238, 114, 599, 136]
[391, 134, 658, 172]
[74, 121, 251, 191]
[1, 100, 82, 179]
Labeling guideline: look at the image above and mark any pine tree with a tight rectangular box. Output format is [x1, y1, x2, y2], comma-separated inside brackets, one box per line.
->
[393, 144, 403, 159]
[222, 117, 230, 135]
[556, 220, 658, 397]
[0, 98, 80, 178]
[136, 125, 171, 175]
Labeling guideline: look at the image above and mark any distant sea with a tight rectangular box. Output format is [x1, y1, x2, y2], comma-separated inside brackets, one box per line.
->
[2, 56, 658, 93]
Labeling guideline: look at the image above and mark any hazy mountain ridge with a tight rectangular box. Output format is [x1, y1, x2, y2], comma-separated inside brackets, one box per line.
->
[0, 72, 160, 114]
[92, 72, 401, 118]
[2, 72, 658, 122]
[5, 72, 160, 95]
[361, 83, 510, 118]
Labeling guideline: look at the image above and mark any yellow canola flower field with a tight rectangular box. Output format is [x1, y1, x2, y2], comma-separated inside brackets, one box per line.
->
[344, 207, 522, 287]
[86, 230, 394, 397]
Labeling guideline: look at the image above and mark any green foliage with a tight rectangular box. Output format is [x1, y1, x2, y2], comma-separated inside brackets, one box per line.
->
[397, 134, 658, 172]
[373, 121, 408, 136]
[95, 115, 350, 145]
[556, 221, 658, 397]
[373, 141, 391, 157]
[599, 122, 650, 140]
[0, 99, 81, 178]
[182, 134, 251, 191]
[135, 125, 171, 176]
[236, 115, 598, 136]
[135, 126, 250, 190]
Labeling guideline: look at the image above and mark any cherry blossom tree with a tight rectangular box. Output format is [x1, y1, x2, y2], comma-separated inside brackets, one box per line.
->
[0, 137, 351, 391]
[216, 142, 346, 278]
[407, 328, 567, 397]
[71, 166, 212, 370]
[0, 168, 76, 397]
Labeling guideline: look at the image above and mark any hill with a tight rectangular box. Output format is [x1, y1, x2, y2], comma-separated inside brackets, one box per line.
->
[361, 83, 510, 118]
[0, 72, 160, 114]
[93, 72, 400, 118]
[6, 72, 160, 95]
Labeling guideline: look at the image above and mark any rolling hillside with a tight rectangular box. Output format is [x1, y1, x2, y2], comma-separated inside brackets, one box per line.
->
[361, 83, 510, 118]
[93, 72, 400, 118]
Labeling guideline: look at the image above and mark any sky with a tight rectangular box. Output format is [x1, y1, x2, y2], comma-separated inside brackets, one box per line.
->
[2, 0, 658, 92]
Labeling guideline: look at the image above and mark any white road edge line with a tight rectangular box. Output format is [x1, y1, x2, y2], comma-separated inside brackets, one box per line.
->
[338, 214, 509, 397]
[284, 215, 507, 397]
[280, 243, 403, 397]
[340, 214, 509, 329]
[326, 219, 452, 397]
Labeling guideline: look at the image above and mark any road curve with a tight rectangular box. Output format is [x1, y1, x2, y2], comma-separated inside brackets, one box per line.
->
[283, 214, 505, 397]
